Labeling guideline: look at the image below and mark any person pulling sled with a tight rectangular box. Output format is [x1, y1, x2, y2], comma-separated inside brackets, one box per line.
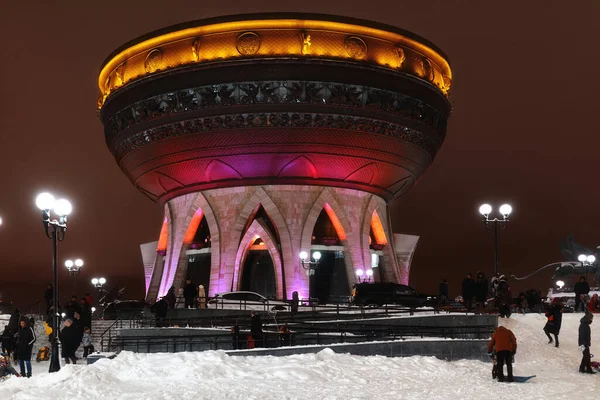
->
[488, 326, 517, 382]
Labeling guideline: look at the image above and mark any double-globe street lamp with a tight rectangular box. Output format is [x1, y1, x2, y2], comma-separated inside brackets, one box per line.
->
[478, 203, 513, 277]
[65, 259, 84, 296]
[299, 251, 321, 276]
[36, 192, 72, 373]
[355, 269, 373, 283]
[91, 277, 107, 307]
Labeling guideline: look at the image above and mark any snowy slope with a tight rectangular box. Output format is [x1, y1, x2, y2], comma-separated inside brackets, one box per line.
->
[3, 313, 600, 400]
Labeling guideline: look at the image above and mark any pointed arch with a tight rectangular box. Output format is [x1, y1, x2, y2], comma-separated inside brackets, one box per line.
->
[361, 195, 400, 283]
[156, 217, 169, 253]
[232, 219, 284, 298]
[300, 188, 357, 293]
[147, 205, 171, 302]
[220, 187, 294, 298]
[370, 210, 388, 246]
[278, 155, 317, 178]
[183, 208, 205, 245]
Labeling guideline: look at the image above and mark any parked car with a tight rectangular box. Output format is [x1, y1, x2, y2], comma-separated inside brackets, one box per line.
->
[208, 291, 289, 312]
[351, 283, 434, 308]
[103, 300, 149, 319]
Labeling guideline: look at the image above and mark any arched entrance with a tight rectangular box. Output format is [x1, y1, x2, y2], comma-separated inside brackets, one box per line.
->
[310, 208, 349, 303]
[240, 240, 277, 298]
[185, 215, 212, 294]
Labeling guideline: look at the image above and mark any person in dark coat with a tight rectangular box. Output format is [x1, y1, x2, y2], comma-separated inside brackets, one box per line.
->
[291, 291, 300, 314]
[64, 296, 81, 319]
[60, 319, 79, 364]
[574, 276, 591, 312]
[578, 312, 595, 373]
[543, 298, 563, 347]
[79, 298, 92, 332]
[7, 310, 20, 334]
[462, 273, 475, 311]
[475, 272, 488, 312]
[250, 311, 263, 348]
[16, 319, 35, 377]
[165, 286, 176, 309]
[231, 325, 240, 350]
[150, 298, 168, 327]
[183, 279, 197, 309]
[1, 326, 12, 360]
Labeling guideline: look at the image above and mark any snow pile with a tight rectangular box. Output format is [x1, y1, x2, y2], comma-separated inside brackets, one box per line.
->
[3, 313, 600, 399]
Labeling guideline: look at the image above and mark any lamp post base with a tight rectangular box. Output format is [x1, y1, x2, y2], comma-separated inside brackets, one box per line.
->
[49, 336, 61, 373]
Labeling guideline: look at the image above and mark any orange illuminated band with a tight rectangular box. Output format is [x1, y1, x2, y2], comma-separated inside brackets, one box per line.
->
[324, 203, 347, 241]
[183, 208, 204, 245]
[98, 19, 452, 108]
[156, 218, 169, 252]
[370, 210, 388, 245]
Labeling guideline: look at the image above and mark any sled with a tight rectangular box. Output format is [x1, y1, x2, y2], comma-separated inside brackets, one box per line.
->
[511, 375, 536, 383]
[36, 346, 50, 362]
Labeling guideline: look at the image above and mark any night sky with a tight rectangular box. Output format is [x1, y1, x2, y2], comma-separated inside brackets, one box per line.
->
[2, 1, 599, 308]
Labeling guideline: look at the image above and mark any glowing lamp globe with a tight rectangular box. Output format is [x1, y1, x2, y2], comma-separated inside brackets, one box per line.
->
[556, 280, 565, 289]
[578, 254, 587, 262]
[366, 269, 373, 277]
[312, 251, 321, 261]
[54, 199, 72, 217]
[36, 193, 55, 211]
[99, 278, 106, 285]
[587, 255, 596, 264]
[299, 251, 308, 261]
[75, 259, 84, 267]
[499, 204, 512, 216]
[356, 269, 364, 277]
[65, 260, 74, 268]
[91, 278, 99, 285]
[479, 204, 492, 216]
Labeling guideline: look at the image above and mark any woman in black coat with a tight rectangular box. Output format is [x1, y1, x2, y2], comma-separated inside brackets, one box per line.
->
[543, 299, 562, 347]
[60, 319, 79, 364]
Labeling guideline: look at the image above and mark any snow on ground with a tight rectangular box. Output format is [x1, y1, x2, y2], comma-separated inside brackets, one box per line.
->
[3, 313, 600, 399]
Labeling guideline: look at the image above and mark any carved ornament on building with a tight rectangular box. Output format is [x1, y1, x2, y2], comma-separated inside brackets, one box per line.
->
[236, 32, 261, 55]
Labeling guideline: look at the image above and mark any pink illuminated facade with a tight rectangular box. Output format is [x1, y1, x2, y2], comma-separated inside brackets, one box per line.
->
[98, 14, 452, 302]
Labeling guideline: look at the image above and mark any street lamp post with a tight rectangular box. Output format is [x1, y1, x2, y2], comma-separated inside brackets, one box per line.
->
[91, 277, 106, 307]
[65, 259, 84, 296]
[479, 203, 512, 277]
[578, 254, 597, 286]
[36, 192, 72, 373]
[355, 269, 373, 283]
[299, 251, 321, 276]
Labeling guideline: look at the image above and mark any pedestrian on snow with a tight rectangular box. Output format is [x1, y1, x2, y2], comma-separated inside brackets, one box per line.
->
[82, 326, 94, 358]
[165, 286, 176, 309]
[578, 312, 595, 373]
[79, 298, 92, 331]
[475, 272, 488, 313]
[183, 279, 197, 309]
[16, 319, 35, 378]
[231, 325, 240, 350]
[462, 273, 475, 311]
[60, 319, 79, 364]
[175, 288, 185, 309]
[588, 294, 599, 314]
[250, 311, 263, 348]
[1, 326, 12, 360]
[44, 284, 53, 314]
[198, 285, 207, 309]
[291, 291, 300, 314]
[574, 276, 590, 312]
[279, 324, 292, 346]
[495, 275, 512, 318]
[0, 352, 20, 378]
[543, 298, 562, 347]
[488, 325, 517, 382]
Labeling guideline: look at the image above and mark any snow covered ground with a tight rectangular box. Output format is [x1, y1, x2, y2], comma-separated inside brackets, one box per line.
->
[3, 313, 600, 399]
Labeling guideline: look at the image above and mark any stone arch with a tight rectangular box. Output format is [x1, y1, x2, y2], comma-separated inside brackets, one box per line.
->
[300, 188, 357, 292]
[232, 219, 284, 298]
[146, 208, 170, 302]
[172, 192, 221, 296]
[220, 187, 294, 298]
[360, 195, 400, 283]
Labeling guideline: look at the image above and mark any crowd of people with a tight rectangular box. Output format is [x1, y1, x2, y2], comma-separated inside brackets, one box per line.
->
[0, 312, 36, 378]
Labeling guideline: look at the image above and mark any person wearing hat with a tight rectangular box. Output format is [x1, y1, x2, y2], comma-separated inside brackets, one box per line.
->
[578, 312, 595, 373]
[0, 352, 20, 378]
[59, 319, 79, 364]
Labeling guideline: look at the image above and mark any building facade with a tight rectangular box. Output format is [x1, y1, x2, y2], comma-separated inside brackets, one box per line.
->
[98, 14, 452, 302]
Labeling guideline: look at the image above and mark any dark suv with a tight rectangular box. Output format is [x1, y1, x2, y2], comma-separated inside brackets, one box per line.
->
[352, 283, 433, 307]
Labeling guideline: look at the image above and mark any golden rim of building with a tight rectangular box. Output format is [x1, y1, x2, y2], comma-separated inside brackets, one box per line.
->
[98, 13, 452, 109]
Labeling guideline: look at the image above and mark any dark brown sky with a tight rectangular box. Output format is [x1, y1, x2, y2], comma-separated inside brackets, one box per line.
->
[1, 1, 599, 307]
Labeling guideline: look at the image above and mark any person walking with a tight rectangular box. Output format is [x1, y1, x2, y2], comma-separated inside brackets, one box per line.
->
[578, 312, 595, 373]
[60, 319, 79, 364]
[488, 325, 517, 382]
[462, 273, 475, 311]
[543, 298, 562, 347]
[250, 311, 263, 348]
[291, 291, 300, 314]
[81, 327, 94, 358]
[16, 319, 35, 378]
[475, 272, 488, 313]
[574, 276, 590, 312]
[183, 279, 197, 309]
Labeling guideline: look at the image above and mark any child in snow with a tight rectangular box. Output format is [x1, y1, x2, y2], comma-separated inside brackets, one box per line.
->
[0, 352, 20, 378]
[82, 327, 94, 358]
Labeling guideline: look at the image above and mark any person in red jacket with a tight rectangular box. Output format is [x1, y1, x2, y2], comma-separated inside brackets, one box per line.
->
[488, 326, 517, 382]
